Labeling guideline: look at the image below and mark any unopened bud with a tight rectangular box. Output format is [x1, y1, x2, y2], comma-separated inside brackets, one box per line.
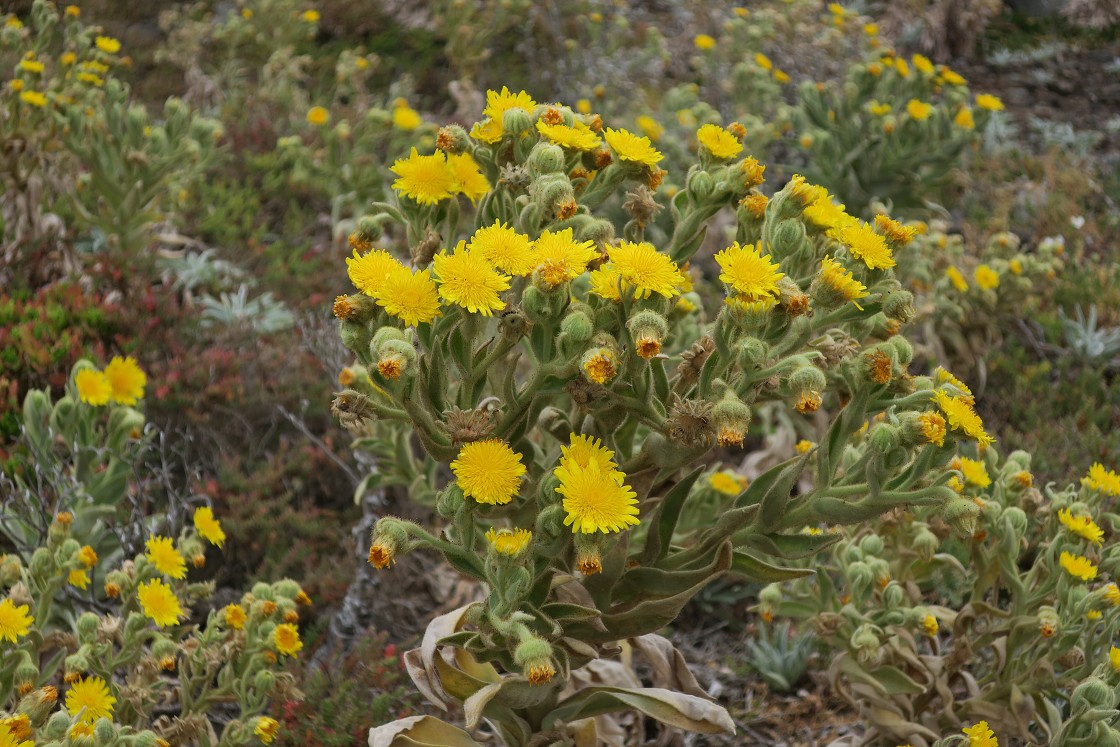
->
[527, 142, 565, 175]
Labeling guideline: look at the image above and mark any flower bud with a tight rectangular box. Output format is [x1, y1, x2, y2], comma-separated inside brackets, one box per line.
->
[847, 561, 873, 597]
[1038, 605, 1058, 638]
[45, 711, 71, 740]
[339, 319, 373, 359]
[882, 290, 915, 323]
[369, 517, 410, 569]
[254, 668, 277, 693]
[850, 624, 881, 665]
[881, 582, 904, 608]
[686, 170, 715, 201]
[577, 218, 616, 246]
[502, 107, 534, 137]
[788, 365, 826, 414]
[14, 660, 39, 693]
[30, 548, 53, 579]
[125, 612, 149, 640]
[527, 142, 565, 175]
[913, 528, 939, 561]
[560, 310, 594, 343]
[627, 310, 669, 360]
[736, 337, 768, 370]
[712, 393, 751, 447]
[95, 718, 116, 742]
[573, 533, 602, 576]
[859, 535, 884, 556]
[499, 308, 530, 340]
[375, 338, 417, 381]
[435, 483, 467, 517]
[513, 636, 556, 686]
[0, 554, 22, 585]
[77, 612, 100, 641]
[581, 347, 618, 386]
[868, 423, 900, 454]
[1072, 677, 1113, 711]
[943, 495, 980, 538]
[1001, 507, 1028, 539]
[18, 686, 58, 723]
[886, 335, 913, 366]
[435, 124, 469, 154]
[771, 218, 808, 259]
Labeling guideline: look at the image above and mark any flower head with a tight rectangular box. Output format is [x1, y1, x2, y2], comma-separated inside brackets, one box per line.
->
[69, 569, 90, 589]
[484, 86, 537, 121]
[946, 265, 969, 292]
[975, 264, 999, 290]
[1081, 463, 1120, 496]
[715, 241, 784, 300]
[347, 248, 403, 296]
[392, 104, 421, 131]
[138, 578, 184, 627]
[66, 676, 116, 723]
[1059, 551, 1098, 582]
[818, 257, 869, 307]
[696, 124, 742, 159]
[94, 36, 121, 54]
[79, 545, 98, 567]
[976, 94, 1004, 112]
[469, 222, 536, 276]
[560, 433, 618, 474]
[274, 623, 303, 656]
[194, 506, 226, 547]
[446, 152, 490, 202]
[146, 535, 187, 579]
[838, 221, 895, 270]
[75, 368, 111, 406]
[582, 349, 618, 385]
[918, 412, 947, 447]
[906, 99, 933, 121]
[433, 245, 510, 316]
[306, 106, 330, 126]
[933, 390, 993, 446]
[391, 148, 456, 205]
[536, 120, 601, 151]
[0, 598, 33, 643]
[874, 214, 919, 245]
[922, 614, 939, 636]
[955, 457, 991, 488]
[693, 34, 716, 50]
[225, 603, 247, 629]
[485, 527, 532, 556]
[955, 107, 975, 129]
[1111, 647, 1120, 673]
[255, 717, 280, 745]
[532, 228, 598, 284]
[372, 266, 442, 326]
[604, 241, 684, 299]
[709, 471, 747, 496]
[604, 128, 663, 167]
[1058, 508, 1104, 545]
[104, 356, 146, 405]
[451, 439, 526, 505]
[555, 460, 640, 534]
[962, 721, 998, 747]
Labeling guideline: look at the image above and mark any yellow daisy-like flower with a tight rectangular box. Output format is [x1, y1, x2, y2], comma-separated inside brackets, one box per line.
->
[69, 568, 90, 589]
[484, 86, 537, 122]
[146, 535, 187, 579]
[709, 471, 747, 496]
[18, 59, 44, 74]
[874, 214, 919, 245]
[299, 9, 319, 22]
[955, 457, 991, 488]
[588, 264, 624, 302]
[78, 545, 98, 567]
[2, 721, 32, 747]
[392, 104, 421, 131]
[274, 623, 303, 656]
[560, 433, 618, 475]
[975, 264, 999, 290]
[635, 115, 664, 142]
[1059, 551, 1097, 582]
[896, 58, 911, 78]
[77, 72, 104, 86]
[819, 257, 869, 307]
[1111, 646, 1120, 673]
[103, 355, 146, 405]
[446, 152, 490, 202]
[582, 349, 618, 385]
[390, 148, 456, 205]
[868, 101, 891, 117]
[137, 578, 183, 627]
[224, 603, 247, 630]
[1082, 463, 1120, 496]
[715, 241, 784, 300]
[1105, 583, 1120, 606]
[934, 368, 974, 398]
[536, 120, 601, 151]
[485, 527, 532, 555]
[922, 614, 939, 636]
[753, 52, 773, 71]
[976, 94, 1004, 112]
[94, 36, 121, 54]
[371, 266, 442, 327]
[955, 107, 975, 129]
[75, 368, 112, 406]
[532, 228, 599, 282]
[432, 245, 509, 316]
[606, 241, 684, 299]
[804, 194, 856, 236]
[193, 506, 226, 547]
[451, 439, 526, 505]
[918, 412, 947, 447]
[906, 100, 933, 121]
[556, 459, 640, 534]
[1057, 508, 1104, 545]
[469, 222, 536, 276]
[942, 68, 966, 85]
[603, 127, 663, 167]
[838, 222, 895, 270]
[255, 717, 280, 745]
[0, 598, 33, 643]
[306, 106, 330, 126]
[696, 124, 742, 159]
[795, 440, 815, 454]
[693, 34, 716, 50]
[946, 265, 969, 292]
[962, 721, 998, 747]
[933, 390, 994, 445]
[469, 118, 504, 144]
[911, 54, 934, 75]
[66, 675, 116, 723]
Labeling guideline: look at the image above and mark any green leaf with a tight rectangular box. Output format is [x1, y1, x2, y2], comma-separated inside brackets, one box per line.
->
[545, 686, 734, 735]
[728, 551, 813, 582]
[642, 466, 703, 564]
[752, 450, 813, 530]
[368, 716, 486, 747]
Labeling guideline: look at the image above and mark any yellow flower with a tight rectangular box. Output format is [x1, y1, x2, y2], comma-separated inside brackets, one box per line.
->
[693, 34, 716, 50]
[65, 4, 81, 16]
[603, 128, 663, 167]
[194, 506, 226, 547]
[753, 52, 773, 71]
[934, 367, 974, 402]
[79, 545, 98, 567]
[306, 106, 330, 126]
[94, 36, 121, 54]
[560, 433, 618, 474]
[1059, 551, 1098, 582]
[532, 228, 599, 283]
[2, 717, 32, 745]
[146, 535, 187, 579]
[583, 349, 618, 385]
[536, 120, 601, 151]
[715, 241, 784, 300]
[576, 98, 591, 115]
[469, 221, 536, 276]
[69, 568, 90, 590]
[709, 471, 747, 495]
[838, 222, 895, 270]
[77, 72, 104, 86]
[137, 578, 183, 627]
[874, 214, 919, 245]
[0, 598, 33, 643]
[918, 412, 947, 447]
[868, 101, 891, 117]
[446, 152, 490, 202]
[1087, 609, 1102, 620]
[955, 107, 975, 129]
[1081, 463, 1120, 496]
[819, 256, 869, 307]
[224, 603, 247, 630]
[433, 244, 509, 316]
[18, 59, 44, 73]
[635, 115, 664, 142]
[906, 99, 933, 121]
[451, 439, 526, 505]
[103, 355, 146, 405]
[1105, 583, 1120, 606]
[956, 457, 991, 488]
[66, 676, 116, 723]
[804, 194, 856, 236]
[1058, 508, 1104, 545]
[773, 69, 790, 84]
[470, 118, 504, 144]
[372, 266, 442, 326]
[896, 58, 911, 77]
[390, 148, 455, 205]
[933, 391, 994, 446]
[75, 368, 111, 405]
[347, 248, 403, 296]
[1009, 258, 1023, 275]
[912, 54, 934, 75]
[274, 623, 303, 656]
[942, 68, 966, 85]
[863, 22, 878, 35]
[255, 717, 280, 745]
[696, 123, 743, 159]
[392, 105, 421, 131]
[485, 527, 532, 555]
[605, 240, 683, 299]
[975, 264, 999, 290]
[555, 459, 640, 534]
[300, 9, 319, 22]
[922, 614, 938, 636]
[484, 86, 537, 122]
[976, 94, 1004, 112]
[962, 721, 998, 747]
[946, 265, 969, 292]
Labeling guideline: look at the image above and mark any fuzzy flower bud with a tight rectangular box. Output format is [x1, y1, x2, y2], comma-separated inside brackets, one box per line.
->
[375, 338, 417, 381]
[850, 624, 881, 665]
[913, 528, 939, 561]
[435, 124, 469, 154]
[77, 612, 100, 641]
[788, 365, 826, 414]
[882, 289, 915, 323]
[527, 142, 566, 175]
[0, 554, 22, 585]
[502, 107, 534, 137]
[627, 310, 669, 360]
[712, 392, 751, 447]
[581, 347, 618, 386]
[1038, 605, 1059, 638]
[514, 637, 556, 686]
[944, 495, 981, 538]
[1072, 677, 1113, 711]
[736, 337, 768, 370]
[560, 311, 594, 343]
[686, 170, 715, 201]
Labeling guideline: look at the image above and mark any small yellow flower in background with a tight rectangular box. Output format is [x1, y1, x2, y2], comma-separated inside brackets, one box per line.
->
[1111, 646, 1120, 672]
[390, 148, 455, 205]
[432, 244, 509, 315]
[819, 256, 869, 308]
[0, 598, 33, 642]
[68, 569, 90, 590]
[1082, 463, 1120, 496]
[962, 721, 998, 747]
[912, 54, 934, 75]
[896, 58, 911, 77]
[78, 545, 97, 567]
[976, 93, 1004, 111]
[955, 107, 975, 129]
[1086, 610, 1102, 621]
[942, 68, 966, 85]
[839, 221, 895, 270]
[754, 52, 773, 71]
[576, 98, 592, 114]
[392, 103, 421, 131]
[94, 36, 121, 54]
[451, 439, 526, 505]
[604, 127, 663, 167]
[933, 390, 994, 446]
[18, 59, 44, 73]
[469, 221, 536, 276]
[556, 459, 639, 534]
[66, 676, 116, 723]
[696, 123, 743, 159]
[1057, 508, 1103, 545]
[795, 440, 815, 455]
[274, 623, 303, 656]
[734, 6, 749, 17]
[306, 106, 330, 126]
[138, 578, 184, 627]
[65, 5, 81, 16]
[868, 100, 891, 117]
[947, 475, 965, 494]
[1008, 258, 1023, 275]
[77, 72, 104, 86]
[715, 241, 785, 300]
[635, 114, 664, 142]
[956, 457, 991, 488]
[709, 471, 748, 495]
[946, 265, 969, 292]
[75, 368, 111, 405]
[19, 90, 48, 108]
[693, 34, 716, 51]
[773, 69, 790, 84]
[485, 527, 532, 555]
[299, 9, 320, 22]
[863, 22, 878, 35]
[146, 535, 187, 579]
[484, 86, 537, 122]
[255, 717, 280, 745]
[875, 215, 919, 245]
[9, 80, 24, 92]
[1105, 583, 1120, 606]
[446, 152, 490, 202]
[975, 264, 999, 290]
[194, 506, 226, 547]
[906, 99, 933, 121]
[224, 603, 247, 629]
[1059, 551, 1098, 582]
[104, 355, 146, 405]
[922, 614, 939, 636]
